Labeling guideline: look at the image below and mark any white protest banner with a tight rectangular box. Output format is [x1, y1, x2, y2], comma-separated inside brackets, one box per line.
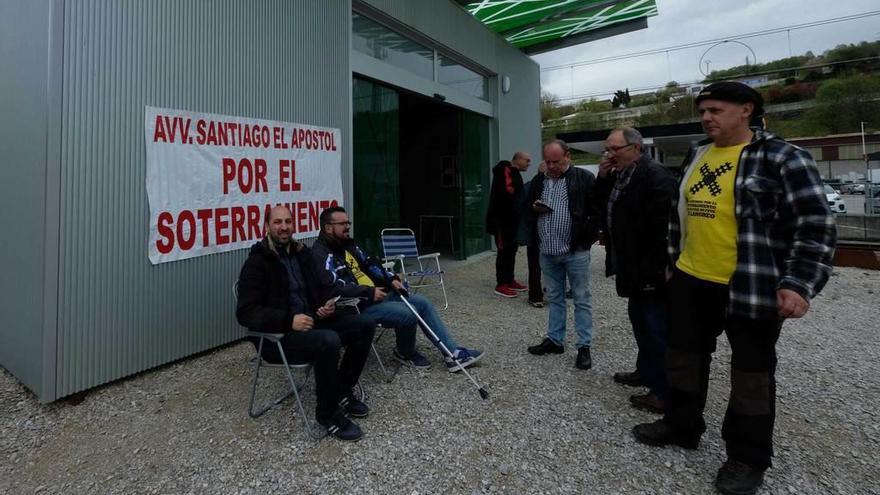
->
[145, 106, 342, 264]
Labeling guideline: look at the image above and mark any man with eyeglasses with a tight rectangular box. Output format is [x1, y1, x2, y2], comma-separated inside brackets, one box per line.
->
[525, 139, 599, 370]
[312, 206, 485, 373]
[594, 127, 676, 414]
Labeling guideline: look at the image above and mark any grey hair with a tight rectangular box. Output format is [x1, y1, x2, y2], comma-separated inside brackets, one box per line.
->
[614, 127, 644, 147]
[543, 139, 570, 153]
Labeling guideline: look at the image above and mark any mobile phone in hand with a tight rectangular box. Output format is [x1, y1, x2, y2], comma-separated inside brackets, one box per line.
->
[534, 200, 553, 213]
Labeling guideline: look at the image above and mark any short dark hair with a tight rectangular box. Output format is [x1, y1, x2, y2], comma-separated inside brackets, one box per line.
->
[319, 206, 347, 229]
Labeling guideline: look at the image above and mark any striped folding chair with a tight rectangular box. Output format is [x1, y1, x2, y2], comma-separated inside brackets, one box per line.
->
[380, 228, 448, 310]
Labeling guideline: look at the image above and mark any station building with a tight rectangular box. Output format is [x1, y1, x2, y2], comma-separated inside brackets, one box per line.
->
[0, 0, 657, 400]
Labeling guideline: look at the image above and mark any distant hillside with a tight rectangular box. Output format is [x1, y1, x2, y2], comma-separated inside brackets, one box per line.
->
[541, 41, 880, 140]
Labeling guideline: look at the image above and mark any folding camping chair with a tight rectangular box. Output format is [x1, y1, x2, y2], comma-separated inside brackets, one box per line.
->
[380, 228, 449, 310]
[233, 283, 325, 440]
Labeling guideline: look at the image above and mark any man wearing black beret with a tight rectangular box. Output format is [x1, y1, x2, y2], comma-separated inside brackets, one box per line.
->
[632, 81, 836, 495]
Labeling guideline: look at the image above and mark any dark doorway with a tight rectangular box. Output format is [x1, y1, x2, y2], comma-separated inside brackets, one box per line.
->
[353, 77, 491, 259]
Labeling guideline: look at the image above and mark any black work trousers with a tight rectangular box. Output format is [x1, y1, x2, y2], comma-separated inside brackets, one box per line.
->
[257, 313, 375, 420]
[527, 244, 543, 303]
[664, 268, 783, 469]
[494, 229, 518, 286]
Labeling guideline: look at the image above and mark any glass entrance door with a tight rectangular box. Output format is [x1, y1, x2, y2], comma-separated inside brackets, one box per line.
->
[458, 111, 491, 258]
[352, 78, 400, 255]
[353, 77, 491, 260]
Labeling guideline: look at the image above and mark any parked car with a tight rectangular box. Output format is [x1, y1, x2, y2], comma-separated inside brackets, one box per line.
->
[871, 188, 880, 215]
[824, 184, 846, 214]
[852, 184, 866, 195]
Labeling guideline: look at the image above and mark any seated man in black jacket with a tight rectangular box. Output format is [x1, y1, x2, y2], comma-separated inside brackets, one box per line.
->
[236, 205, 375, 442]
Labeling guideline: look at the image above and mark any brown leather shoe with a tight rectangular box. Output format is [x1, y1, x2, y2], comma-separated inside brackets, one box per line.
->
[629, 393, 666, 414]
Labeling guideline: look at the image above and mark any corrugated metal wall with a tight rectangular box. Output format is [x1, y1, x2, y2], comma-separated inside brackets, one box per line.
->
[54, 0, 351, 399]
[0, 0, 52, 397]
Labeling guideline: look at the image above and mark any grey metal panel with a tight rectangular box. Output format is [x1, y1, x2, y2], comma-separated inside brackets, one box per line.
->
[358, 0, 497, 72]
[351, 52, 493, 117]
[495, 41, 542, 176]
[356, 0, 541, 168]
[0, 0, 52, 398]
[55, 0, 351, 399]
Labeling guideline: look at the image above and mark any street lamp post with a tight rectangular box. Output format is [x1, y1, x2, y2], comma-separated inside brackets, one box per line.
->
[862, 121, 871, 214]
[861, 120, 871, 186]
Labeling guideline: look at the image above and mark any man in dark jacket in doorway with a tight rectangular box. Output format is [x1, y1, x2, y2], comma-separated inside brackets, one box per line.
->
[594, 127, 676, 414]
[517, 160, 547, 307]
[486, 152, 531, 298]
[236, 206, 375, 442]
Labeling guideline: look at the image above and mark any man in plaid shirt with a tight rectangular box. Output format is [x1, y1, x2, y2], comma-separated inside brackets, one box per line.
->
[632, 81, 836, 495]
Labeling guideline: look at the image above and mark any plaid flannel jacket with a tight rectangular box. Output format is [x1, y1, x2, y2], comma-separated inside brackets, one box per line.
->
[669, 128, 837, 320]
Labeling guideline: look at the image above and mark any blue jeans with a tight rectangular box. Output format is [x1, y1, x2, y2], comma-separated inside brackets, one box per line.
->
[628, 292, 668, 399]
[361, 293, 458, 355]
[540, 250, 593, 348]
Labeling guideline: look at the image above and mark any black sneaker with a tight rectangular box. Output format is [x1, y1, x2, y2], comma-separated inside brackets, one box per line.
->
[632, 419, 700, 450]
[575, 346, 592, 370]
[715, 460, 766, 495]
[339, 393, 369, 418]
[613, 370, 646, 387]
[527, 338, 564, 355]
[317, 410, 363, 442]
[392, 348, 431, 370]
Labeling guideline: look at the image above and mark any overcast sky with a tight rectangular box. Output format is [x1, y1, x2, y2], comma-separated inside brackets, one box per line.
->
[532, 0, 880, 103]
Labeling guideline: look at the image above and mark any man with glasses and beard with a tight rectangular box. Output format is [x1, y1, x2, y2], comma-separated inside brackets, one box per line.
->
[312, 206, 485, 373]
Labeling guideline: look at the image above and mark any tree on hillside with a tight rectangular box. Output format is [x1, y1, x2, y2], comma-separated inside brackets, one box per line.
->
[705, 54, 813, 82]
[541, 91, 560, 120]
[578, 98, 612, 113]
[803, 74, 880, 135]
[611, 88, 631, 108]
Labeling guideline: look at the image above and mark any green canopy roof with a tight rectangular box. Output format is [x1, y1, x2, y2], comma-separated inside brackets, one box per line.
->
[456, 0, 658, 54]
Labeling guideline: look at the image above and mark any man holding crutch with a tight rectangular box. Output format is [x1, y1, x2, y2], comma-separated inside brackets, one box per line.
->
[312, 206, 485, 373]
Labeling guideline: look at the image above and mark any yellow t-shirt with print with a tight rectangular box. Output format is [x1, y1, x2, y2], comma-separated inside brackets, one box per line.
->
[676, 142, 746, 284]
[345, 250, 375, 287]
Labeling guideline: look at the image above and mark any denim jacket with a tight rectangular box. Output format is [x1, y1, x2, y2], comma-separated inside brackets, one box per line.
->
[669, 128, 837, 320]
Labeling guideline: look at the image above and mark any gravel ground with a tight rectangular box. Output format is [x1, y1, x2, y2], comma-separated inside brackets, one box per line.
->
[1, 248, 879, 494]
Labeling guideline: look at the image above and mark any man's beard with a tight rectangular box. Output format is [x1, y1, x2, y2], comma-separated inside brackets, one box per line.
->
[270, 234, 290, 246]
